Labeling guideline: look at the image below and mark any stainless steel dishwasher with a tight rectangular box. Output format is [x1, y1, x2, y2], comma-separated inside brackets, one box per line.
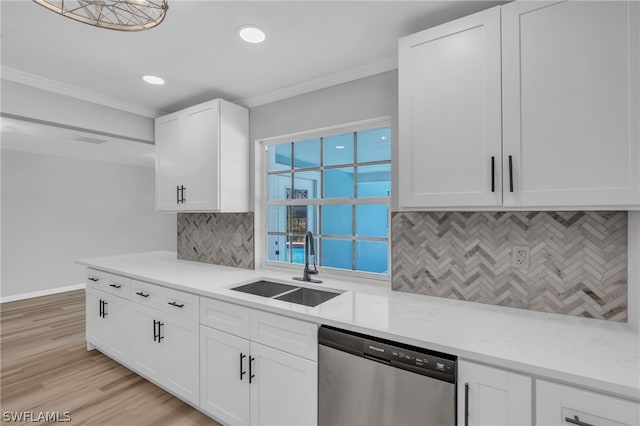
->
[319, 326, 457, 426]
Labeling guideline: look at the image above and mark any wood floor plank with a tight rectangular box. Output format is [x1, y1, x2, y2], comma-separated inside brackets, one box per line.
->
[1, 290, 221, 426]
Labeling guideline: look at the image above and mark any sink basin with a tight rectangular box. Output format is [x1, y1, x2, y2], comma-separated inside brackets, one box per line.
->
[230, 280, 341, 307]
[274, 287, 340, 307]
[231, 280, 298, 298]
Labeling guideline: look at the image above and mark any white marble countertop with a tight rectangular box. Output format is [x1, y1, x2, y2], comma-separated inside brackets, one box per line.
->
[77, 251, 640, 401]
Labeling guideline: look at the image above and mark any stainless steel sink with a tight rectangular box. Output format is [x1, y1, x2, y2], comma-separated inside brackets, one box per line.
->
[231, 280, 298, 298]
[274, 287, 340, 307]
[230, 280, 341, 307]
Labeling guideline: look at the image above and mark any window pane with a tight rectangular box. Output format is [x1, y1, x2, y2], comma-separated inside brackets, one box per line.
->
[321, 205, 352, 236]
[357, 127, 390, 163]
[267, 206, 287, 233]
[289, 205, 318, 235]
[356, 240, 388, 274]
[324, 167, 354, 198]
[267, 234, 288, 262]
[294, 138, 320, 169]
[324, 133, 354, 166]
[355, 204, 388, 238]
[293, 170, 320, 199]
[357, 164, 391, 197]
[268, 143, 291, 171]
[321, 239, 352, 270]
[289, 235, 306, 265]
[267, 173, 291, 200]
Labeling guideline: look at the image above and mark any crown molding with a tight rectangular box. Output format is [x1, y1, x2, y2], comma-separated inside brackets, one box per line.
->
[236, 55, 398, 109]
[1, 66, 160, 118]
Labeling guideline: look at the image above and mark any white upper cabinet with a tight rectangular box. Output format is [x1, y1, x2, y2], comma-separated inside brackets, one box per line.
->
[399, 1, 640, 209]
[502, 1, 640, 207]
[155, 98, 249, 212]
[399, 6, 502, 208]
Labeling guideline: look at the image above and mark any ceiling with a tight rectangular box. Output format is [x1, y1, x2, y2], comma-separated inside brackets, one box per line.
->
[1, 0, 503, 116]
[1, 0, 503, 165]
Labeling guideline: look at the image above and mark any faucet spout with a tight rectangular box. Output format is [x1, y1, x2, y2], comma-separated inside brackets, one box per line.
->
[293, 231, 322, 283]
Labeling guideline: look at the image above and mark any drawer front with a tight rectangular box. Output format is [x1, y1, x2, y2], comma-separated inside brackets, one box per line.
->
[200, 297, 251, 339]
[131, 279, 165, 311]
[161, 286, 199, 322]
[536, 380, 639, 426]
[87, 269, 131, 300]
[251, 310, 318, 361]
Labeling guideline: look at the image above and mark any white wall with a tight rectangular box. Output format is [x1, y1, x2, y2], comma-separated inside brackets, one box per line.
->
[1, 149, 176, 300]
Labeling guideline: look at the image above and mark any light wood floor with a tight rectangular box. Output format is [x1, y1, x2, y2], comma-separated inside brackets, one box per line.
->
[1, 290, 221, 426]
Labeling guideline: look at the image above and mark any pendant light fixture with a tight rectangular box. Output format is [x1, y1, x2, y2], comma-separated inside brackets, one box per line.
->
[33, 0, 169, 32]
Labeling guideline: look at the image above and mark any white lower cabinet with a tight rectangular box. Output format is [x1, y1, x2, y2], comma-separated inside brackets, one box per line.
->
[86, 287, 132, 364]
[200, 326, 251, 425]
[536, 380, 640, 426]
[457, 360, 532, 426]
[250, 341, 317, 426]
[132, 303, 199, 405]
[199, 298, 318, 426]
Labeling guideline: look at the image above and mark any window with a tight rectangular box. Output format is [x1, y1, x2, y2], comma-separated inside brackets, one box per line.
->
[265, 121, 391, 277]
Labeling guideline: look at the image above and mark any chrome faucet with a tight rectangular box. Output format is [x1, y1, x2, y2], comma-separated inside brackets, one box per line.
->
[293, 231, 322, 283]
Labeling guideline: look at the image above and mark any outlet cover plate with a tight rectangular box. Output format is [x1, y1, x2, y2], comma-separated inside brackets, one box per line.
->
[512, 245, 530, 269]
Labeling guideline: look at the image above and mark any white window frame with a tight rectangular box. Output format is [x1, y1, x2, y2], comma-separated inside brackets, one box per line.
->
[254, 117, 392, 284]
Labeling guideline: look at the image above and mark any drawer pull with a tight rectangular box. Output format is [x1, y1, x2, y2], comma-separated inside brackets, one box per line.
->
[88, 276, 99, 282]
[136, 291, 150, 298]
[109, 283, 123, 289]
[565, 415, 595, 426]
[168, 301, 185, 308]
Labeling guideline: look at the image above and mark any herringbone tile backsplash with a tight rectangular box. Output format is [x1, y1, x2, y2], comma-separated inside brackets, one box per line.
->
[392, 212, 627, 321]
[177, 213, 254, 269]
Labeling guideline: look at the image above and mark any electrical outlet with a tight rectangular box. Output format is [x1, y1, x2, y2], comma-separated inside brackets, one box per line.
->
[511, 245, 530, 269]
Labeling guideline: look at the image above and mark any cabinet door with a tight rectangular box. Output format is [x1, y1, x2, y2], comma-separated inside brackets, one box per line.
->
[502, 1, 640, 207]
[457, 360, 531, 426]
[132, 305, 163, 380]
[155, 112, 185, 211]
[537, 380, 639, 426]
[200, 326, 251, 425]
[398, 6, 502, 208]
[250, 342, 317, 426]
[104, 294, 132, 363]
[163, 315, 199, 405]
[86, 290, 108, 349]
[183, 100, 220, 212]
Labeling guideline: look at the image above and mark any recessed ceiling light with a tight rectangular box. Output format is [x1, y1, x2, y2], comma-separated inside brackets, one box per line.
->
[335, 145, 345, 150]
[238, 26, 266, 43]
[142, 75, 165, 85]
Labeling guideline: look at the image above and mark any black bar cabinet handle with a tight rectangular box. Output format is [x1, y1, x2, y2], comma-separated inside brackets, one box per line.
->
[88, 276, 99, 282]
[109, 283, 122, 289]
[240, 353, 247, 380]
[102, 300, 108, 317]
[464, 382, 469, 426]
[565, 416, 595, 426]
[158, 322, 164, 342]
[176, 185, 180, 204]
[180, 185, 186, 203]
[508, 155, 514, 192]
[491, 156, 495, 193]
[249, 356, 255, 383]
[136, 291, 150, 298]
[99, 300, 103, 318]
[153, 320, 158, 342]
[168, 301, 185, 308]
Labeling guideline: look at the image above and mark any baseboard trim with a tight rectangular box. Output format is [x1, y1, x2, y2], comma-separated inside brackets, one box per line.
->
[0, 283, 86, 303]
